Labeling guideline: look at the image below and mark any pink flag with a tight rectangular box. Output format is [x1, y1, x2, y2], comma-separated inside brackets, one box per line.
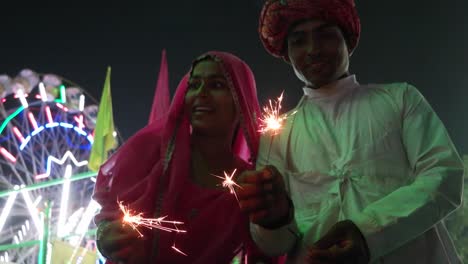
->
[148, 49, 170, 124]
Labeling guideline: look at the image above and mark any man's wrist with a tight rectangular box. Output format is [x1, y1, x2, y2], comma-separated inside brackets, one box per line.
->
[260, 194, 294, 229]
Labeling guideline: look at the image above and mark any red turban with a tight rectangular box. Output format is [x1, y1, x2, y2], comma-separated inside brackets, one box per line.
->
[259, 0, 361, 60]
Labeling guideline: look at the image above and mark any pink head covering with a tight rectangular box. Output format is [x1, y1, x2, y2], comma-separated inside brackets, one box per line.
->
[93, 50, 260, 230]
[259, 0, 361, 60]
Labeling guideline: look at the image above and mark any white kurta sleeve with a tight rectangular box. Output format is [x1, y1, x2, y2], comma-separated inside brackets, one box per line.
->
[350, 84, 465, 260]
[249, 131, 302, 256]
[250, 220, 301, 256]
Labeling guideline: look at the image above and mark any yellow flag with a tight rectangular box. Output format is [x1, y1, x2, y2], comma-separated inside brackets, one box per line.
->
[88, 67, 117, 171]
[51, 240, 97, 264]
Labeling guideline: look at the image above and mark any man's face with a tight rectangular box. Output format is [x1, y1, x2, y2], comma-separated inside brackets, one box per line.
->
[287, 20, 350, 88]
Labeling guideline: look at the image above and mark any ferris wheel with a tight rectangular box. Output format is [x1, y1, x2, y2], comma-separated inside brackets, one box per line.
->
[0, 69, 110, 263]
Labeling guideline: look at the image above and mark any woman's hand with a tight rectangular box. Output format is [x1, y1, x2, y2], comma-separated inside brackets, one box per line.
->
[96, 220, 149, 263]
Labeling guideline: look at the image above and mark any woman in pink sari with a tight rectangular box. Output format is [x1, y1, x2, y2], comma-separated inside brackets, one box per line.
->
[93, 51, 275, 263]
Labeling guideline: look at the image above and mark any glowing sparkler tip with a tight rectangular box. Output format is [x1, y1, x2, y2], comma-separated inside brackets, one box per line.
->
[117, 201, 186, 237]
[258, 92, 292, 135]
[212, 169, 242, 201]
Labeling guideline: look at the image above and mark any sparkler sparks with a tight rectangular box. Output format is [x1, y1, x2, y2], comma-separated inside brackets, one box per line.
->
[118, 201, 186, 237]
[258, 92, 295, 162]
[172, 243, 188, 257]
[259, 92, 288, 135]
[212, 169, 241, 201]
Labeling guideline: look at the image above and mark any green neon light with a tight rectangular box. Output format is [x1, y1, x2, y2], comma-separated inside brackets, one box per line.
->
[0, 171, 97, 198]
[0, 106, 25, 134]
[52, 85, 66, 104]
[0, 240, 40, 251]
[0, 85, 69, 137]
[38, 201, 52, 264]
[60, 85, 66, 103]
[38, 211, 45, 264]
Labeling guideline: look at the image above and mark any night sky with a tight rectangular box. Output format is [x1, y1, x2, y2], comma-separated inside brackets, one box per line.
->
[2, 1, 467, 154]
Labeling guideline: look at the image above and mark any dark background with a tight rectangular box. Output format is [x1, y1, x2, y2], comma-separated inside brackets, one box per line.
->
[2, 1, 467, 154]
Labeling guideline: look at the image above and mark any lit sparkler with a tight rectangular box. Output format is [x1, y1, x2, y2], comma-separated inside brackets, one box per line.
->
[258, 92, 287, 135]
[258, 92, 295, 162]
[118, 201, 186, 237]
[212, 169, 242, 201]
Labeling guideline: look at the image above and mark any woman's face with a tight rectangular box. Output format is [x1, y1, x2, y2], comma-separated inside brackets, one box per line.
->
[185, 59, 238, 137]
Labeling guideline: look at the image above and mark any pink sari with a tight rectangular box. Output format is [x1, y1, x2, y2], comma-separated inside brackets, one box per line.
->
[93, 51, 273, 263]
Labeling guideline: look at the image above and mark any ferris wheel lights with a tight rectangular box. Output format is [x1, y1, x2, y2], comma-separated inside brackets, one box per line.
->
[19, 136, 32, 150]
[75, 199, 101, 236]
[45, 106, 53, 124]
[59, 122, 73, 128]
[27, 112, 39, 130]
[13, 92, 29, 99]
[0, 148, 17, 163]
[16, 89, 29, 108]
[31, 126, 45, 136]
[56, 103, 69, 112]
[79, 95, 85, 111]
[60, 85, 66, 103]
[0, 192, 18, 232]
[33, 195, 42, 208]
[62, 207, 85, 238]
[18, 123, 93, 153]
[57, 165, 72, 238]
[39, 82, 48, 102]
[18, 230, 23, 241]
[12, 126, 26, 143]
[0, 253, 8, 263]
[64, 165, 72, 179]
[45, 123, 59, 128]
[74, 115, 85, 130]
[0, 107, 24, 135]
[0, 75, 106, 259]
[20, 190, 42, 235]
[34, 151, 88, 180]
[73, 127, 87, 136]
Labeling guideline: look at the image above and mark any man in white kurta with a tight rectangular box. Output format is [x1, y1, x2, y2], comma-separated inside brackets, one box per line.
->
[237, 0, 465, 263]
[251, 75, 464, 263]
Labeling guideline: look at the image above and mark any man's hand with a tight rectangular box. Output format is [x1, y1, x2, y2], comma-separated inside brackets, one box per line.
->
[306, 220, 370, 264]
[97, 220, 148, 264]
[237, 165, 292, 229]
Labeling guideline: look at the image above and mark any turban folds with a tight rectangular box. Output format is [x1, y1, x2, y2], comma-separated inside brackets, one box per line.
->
[259, 0, 361, 59]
